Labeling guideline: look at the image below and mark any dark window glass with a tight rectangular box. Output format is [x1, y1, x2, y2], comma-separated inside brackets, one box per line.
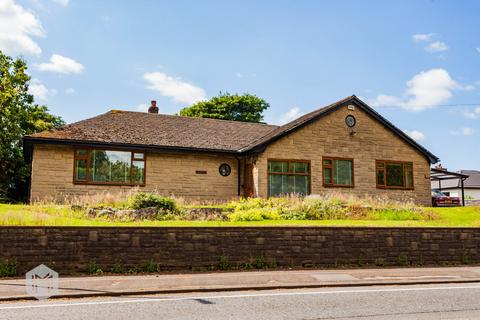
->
[89, 150, 131, 183]
[132, 160, 145, 184]
[404, 163, 413, 189]
[75, 159, 87, 180]
[269, 161, 288, 173]
[386, 163, 403, 187]
[291, 162, 308, 174]
[376, 161, 414, 189]
[268, 160, 310, 197]
[324, 167, 332, 184]
[333, 160, 353, 185]
[376, 169, 385, 186]
[76, 149, 88, 156]
[323, 158, 353, 187]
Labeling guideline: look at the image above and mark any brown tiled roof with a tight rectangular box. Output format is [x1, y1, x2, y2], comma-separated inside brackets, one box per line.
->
[27, 110, 278, 153]
[25, 95, 439, 163]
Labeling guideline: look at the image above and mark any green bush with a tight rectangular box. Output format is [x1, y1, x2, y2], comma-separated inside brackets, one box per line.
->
[299, 198, 348, 220]
[279, 209, 307, 220]
[128, 193, 176, 212]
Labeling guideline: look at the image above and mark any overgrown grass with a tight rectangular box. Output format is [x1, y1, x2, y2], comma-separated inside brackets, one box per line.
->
[1, 192, 480, 227]
[0, 204, 479, 227]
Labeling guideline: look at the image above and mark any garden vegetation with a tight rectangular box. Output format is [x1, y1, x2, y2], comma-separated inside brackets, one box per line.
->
[0, 191, 479, 227]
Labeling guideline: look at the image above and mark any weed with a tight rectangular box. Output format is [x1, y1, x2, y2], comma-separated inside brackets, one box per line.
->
[143, 260, 161, 273]
[397, 254, 410, 266]
[110, 261, 124, 274]
[0, 258, 17, 277]
[218, 255, 230, 270]
[87, 260, 103, 275]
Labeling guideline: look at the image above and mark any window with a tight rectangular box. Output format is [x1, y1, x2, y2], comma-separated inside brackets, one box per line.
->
[268, 160, 310, 197]
[74, 149, 146, 185]
[322, 157, 354, 187]
[376, 160, 413, 189]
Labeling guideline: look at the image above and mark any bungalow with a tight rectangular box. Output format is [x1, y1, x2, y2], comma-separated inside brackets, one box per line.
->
[24, 95, 439, 205]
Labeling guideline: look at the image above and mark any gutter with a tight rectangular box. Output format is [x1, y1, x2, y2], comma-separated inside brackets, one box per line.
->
[235, 156, 242, 196]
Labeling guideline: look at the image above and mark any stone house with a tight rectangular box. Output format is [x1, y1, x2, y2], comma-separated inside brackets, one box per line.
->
[24, 96, 439, 205]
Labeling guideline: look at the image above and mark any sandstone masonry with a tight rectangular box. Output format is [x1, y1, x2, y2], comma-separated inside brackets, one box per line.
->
[0, 227, 478, 275]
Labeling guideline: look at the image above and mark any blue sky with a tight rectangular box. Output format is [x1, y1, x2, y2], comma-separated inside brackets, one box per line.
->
[2, 0, 480, 170]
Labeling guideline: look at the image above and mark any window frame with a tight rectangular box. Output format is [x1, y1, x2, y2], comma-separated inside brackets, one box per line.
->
[375, 160, 414, 190]
[267, 158, 311, 197]
[73, 147, 146, 186]
[322, 157, 355, 188]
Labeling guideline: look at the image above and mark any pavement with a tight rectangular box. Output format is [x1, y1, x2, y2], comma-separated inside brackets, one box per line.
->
[1, 266, 480, 301]
[2, 283, 480, 319]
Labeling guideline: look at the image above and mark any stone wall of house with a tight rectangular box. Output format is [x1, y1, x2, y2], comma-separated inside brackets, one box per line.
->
[0, 227, 478, 275]
[30, 144, 239, 202]
[253, 104, 432, 205]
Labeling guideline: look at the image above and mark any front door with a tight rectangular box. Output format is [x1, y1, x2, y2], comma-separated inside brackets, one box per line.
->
[244, 163, 254, 197]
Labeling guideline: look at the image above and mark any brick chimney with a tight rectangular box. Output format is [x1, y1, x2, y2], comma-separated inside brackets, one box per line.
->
[148, 100, 159, 114]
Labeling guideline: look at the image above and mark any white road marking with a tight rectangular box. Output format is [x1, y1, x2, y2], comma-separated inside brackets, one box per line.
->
[1, 285, 480, 310]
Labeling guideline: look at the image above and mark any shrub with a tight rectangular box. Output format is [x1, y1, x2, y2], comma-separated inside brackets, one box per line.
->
[128, 193, 176, 212]
[229, 207, 281, 221]
[294, 198, 348, 220]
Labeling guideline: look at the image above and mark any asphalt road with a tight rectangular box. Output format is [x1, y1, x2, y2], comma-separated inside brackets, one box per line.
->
[1, 283, 480, 320]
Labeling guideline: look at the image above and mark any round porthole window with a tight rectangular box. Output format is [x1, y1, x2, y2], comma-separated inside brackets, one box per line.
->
[345, 115, 356, 128]
[219, 163, 231, 177]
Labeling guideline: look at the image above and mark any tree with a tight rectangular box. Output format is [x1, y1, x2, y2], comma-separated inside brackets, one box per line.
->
[0, 51, 64, 202]
[179, 93, 269, 123]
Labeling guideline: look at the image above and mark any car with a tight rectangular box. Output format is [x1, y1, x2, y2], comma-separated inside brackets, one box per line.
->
[431, 189, 461, 207]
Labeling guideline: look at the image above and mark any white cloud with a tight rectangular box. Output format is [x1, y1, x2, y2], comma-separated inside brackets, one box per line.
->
[370, 69, 467, 111]
[476, 48, 480, 54]
[450, 127, 476, 136]
[425, 41, 448, 53]
[404, 130, 425, 141]
[0, 0, 45, 56]
[464, 106, 480, 119]
[29, 78, 55, 100]
[278, 107, 303, 124]
[143, 71, 207, 104]
[235, 73, 244, 78]
[412, 33, 434, 42]
[52, 0, 69, 6]
[37, 54, 85, 74]
[65, 87, 76, 94]
[135, 104, 148, 112]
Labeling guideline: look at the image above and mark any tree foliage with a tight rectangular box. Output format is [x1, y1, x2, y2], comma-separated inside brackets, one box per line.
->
[0, 51, 64, 202]
[179, 93, 269, 123]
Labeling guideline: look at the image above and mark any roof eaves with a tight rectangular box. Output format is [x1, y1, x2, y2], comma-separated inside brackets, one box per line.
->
[23, 136, 241, 155]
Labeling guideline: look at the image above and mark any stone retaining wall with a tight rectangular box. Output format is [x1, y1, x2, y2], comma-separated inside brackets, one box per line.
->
[0, 227, 478, 275]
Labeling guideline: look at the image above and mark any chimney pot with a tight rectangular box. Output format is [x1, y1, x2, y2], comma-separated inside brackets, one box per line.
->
[148, 100, 159, 114]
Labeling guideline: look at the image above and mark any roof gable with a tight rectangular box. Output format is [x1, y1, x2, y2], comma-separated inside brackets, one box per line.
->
[241, 95, 439, 164]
